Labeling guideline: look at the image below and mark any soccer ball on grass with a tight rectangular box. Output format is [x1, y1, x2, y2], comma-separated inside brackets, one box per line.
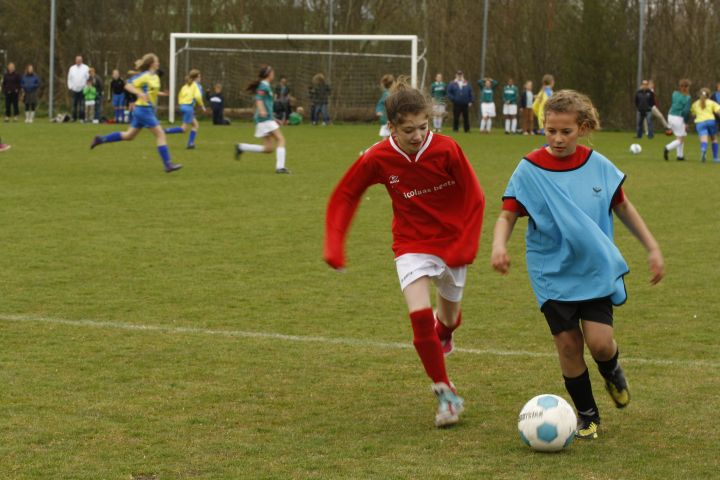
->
[629, 143, 642, 154]
[518, 394, 576, 452]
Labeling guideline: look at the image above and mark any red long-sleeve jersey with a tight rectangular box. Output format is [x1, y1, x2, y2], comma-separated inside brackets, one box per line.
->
[324, 131, 485, 269]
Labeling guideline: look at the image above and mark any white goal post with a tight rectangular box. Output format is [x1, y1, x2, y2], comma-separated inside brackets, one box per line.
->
[168, 33, 420, 124]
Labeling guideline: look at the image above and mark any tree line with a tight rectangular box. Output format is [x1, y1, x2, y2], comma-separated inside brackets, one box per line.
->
[1, 0, 719, 128]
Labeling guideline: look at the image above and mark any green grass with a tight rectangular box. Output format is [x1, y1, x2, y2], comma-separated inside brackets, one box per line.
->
[1, 120, 719, 479]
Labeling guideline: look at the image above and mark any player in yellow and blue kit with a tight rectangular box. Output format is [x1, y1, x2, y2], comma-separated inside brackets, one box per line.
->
[165, 69, 206, 149]
[90, 53, 181, 173]
[690, 88, 720, 163]
[234, 65, 289, 174]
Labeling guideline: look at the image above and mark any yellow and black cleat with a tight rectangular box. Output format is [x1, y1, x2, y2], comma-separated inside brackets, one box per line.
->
[604, 365, 630, 409]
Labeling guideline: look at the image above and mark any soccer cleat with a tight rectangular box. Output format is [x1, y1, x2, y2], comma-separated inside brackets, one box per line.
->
[164, 162, 183, 173]
[431, 382, 464, 428]
[0, 143, 11, 152]
[575, 416, 599, 439]
[90, 136, 103, 149]
[677, 156, 685, 161]
[275, 167, 291, 174]
[235, 144, 243, 160]
[186, 144, 195, 150]
[663, 147, 669, 161]
[604, 364, 630, 408]
[702, 151, 707, 163]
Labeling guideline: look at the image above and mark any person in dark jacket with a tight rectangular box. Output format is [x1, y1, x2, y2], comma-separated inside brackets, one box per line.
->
[21, 64, 41, 123]
[3, 62, 22, 122]
[635, 79, 655, 139]
[446, 70, 474, 133]
[208, 83, 230, 125]
[309, 73, 331, 125]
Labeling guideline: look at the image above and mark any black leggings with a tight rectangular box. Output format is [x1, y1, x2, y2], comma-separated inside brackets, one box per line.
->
[4, 92, 19, 117]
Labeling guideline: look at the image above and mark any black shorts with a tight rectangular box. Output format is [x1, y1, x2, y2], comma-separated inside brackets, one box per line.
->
[541, 298, 614, 335]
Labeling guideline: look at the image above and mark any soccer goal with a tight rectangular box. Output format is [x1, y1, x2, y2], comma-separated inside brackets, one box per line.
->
[168, 33, 425, 123]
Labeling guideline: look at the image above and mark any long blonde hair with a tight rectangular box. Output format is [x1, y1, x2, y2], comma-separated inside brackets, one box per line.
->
[699, 87, 710, 110]
[186, 69, 201, 86]
[136, 53, 158, 72]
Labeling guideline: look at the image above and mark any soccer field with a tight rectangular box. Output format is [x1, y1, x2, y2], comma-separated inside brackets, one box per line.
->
[1, 121, 719, 479]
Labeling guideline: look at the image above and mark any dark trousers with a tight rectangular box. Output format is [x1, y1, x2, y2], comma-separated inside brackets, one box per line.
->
[452, 102, 470, 132]
[71, 90, 85, 121]
[4, 91, 19, 117]
[637, 110, 653, 138]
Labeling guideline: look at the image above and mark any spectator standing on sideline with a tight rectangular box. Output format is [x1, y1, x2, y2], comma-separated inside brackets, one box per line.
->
[274, 76, 292, 125]
[21, 64, 41, 123]
[309, 73, 331, 125]
[635, 79, 654, 139]
[89, 67, 104, 123]
[447, 70, 473, 133]
[430, 72, 447, 132]
[67, 55, 89, 122]
[478, 77, 498, 133]
[532, 74, 554, 134]
[3, 62, 22, 122]
[110, 69, 126, 123]
[208, 83, 229, 125]
[502, 78, 520, 134]
[519, 80, 535, 135]
[83, 79, 97, 122]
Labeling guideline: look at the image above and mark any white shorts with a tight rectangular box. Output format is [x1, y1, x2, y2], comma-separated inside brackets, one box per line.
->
[667, 114, 687, 137]
[379, 124, 391, 137]
[432, 102, 446, 116]
[395, 253, 467, 302]
[503, 104, 518, 116]
[481, 102, 496, 118]
[255, 120, 280, 138]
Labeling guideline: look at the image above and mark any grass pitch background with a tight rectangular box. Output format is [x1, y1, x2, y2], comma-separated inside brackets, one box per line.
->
[1, 121, 719, 479]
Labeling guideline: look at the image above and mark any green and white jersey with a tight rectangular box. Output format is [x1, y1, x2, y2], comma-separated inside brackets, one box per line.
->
[503, 84, 519, 104]
[430, 81, 447, 103]
[479, 78, 498, 103]
[668, 90, 691, 121]
[254, 80, 274, 124]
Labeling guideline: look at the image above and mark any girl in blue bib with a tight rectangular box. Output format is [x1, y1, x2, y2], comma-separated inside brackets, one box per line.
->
[491, 90, 665, 440]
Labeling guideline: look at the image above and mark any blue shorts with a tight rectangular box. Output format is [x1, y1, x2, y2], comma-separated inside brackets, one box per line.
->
[112, 93, 125, 108]
[131, 106, 160, 129]
[180, 104, 195, 124]
[696, 120, 717, 137]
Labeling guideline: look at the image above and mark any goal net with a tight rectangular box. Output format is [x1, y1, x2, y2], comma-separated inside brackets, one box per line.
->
[168, 34, 424, 123]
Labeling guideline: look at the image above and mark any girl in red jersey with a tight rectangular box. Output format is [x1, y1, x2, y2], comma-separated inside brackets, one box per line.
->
[324, 79, 485, 428]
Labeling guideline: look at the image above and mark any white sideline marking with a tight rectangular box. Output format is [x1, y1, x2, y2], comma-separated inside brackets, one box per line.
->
[1, 313, 718, 369]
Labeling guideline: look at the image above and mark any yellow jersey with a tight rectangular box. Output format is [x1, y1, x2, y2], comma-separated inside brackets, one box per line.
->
[178, 81, 204, 107]
[690, 99, 720, 123]
[129, 71, 161, 107]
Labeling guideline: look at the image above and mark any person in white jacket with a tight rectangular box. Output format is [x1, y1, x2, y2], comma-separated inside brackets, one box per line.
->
[67, 55, 89, 122]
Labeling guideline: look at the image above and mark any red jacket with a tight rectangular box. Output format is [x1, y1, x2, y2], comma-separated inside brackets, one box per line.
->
[324, 131, 485, 269]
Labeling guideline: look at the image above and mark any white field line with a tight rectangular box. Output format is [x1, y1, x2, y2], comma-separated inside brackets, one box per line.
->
[1, 313, 718, 369]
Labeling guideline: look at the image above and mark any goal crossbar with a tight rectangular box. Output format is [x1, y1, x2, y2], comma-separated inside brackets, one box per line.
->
[168, 33, 419, 123]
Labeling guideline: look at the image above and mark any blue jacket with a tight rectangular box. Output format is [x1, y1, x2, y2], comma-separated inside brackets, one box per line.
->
[447, 80, 474, 105]
[21, 73, 41, 93]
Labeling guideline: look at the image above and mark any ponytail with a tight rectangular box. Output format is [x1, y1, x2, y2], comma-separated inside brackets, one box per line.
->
[245, 64, 273, 93]
[186, 68, 201, 86]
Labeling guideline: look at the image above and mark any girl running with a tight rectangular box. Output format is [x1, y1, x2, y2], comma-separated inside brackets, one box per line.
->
[689, 87, 720, 163]
[90, 53, 182, 173]
[234, 65, 289, 174]
[491, 90, 664, 440]
[324, 79, 485, 428]
[165, 69, 206, 149]
[663, 79, 692, 161]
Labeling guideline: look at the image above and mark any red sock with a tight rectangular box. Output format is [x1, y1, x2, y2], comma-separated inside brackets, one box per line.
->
[410, 308, 450, 386]
[435, 311, 462, 341]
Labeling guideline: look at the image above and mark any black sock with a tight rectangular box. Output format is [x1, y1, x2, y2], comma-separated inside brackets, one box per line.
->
[564, 369, 600, 421]
[595, 348, 620, 379]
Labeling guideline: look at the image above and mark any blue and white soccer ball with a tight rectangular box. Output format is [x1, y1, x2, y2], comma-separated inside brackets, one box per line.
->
[518, 394, 576, 452]
[630, 143, 642, 154]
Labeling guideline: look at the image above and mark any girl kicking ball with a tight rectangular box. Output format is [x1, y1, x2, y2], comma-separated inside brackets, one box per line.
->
[324, 78, 485, 428]
[491, 90, 664, 439]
